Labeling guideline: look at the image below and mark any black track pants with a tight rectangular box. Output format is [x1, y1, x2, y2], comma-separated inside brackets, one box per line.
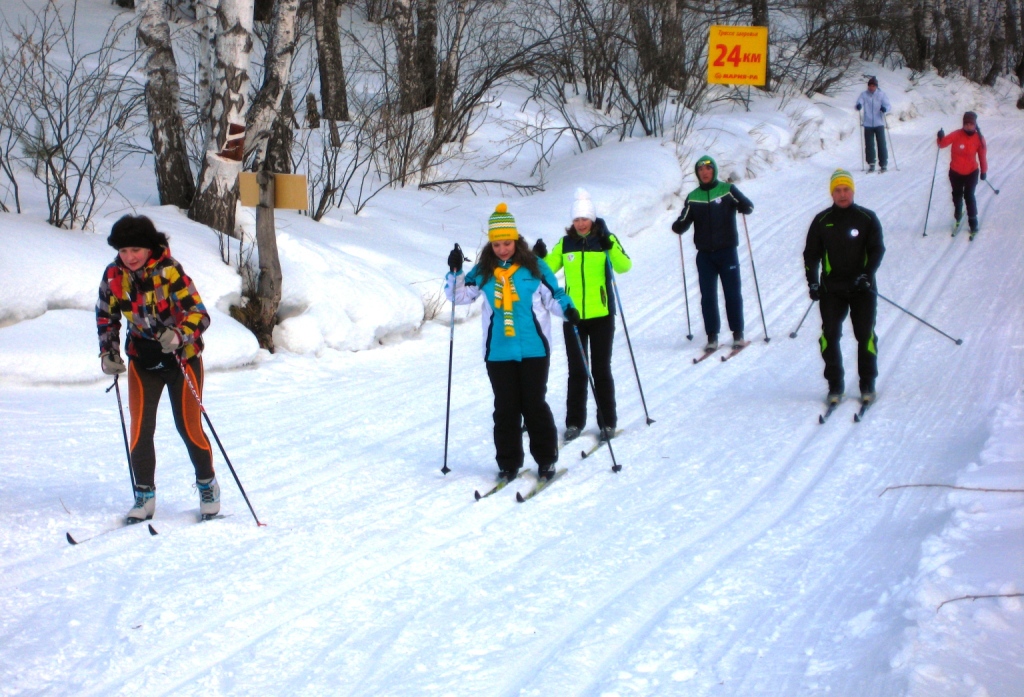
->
[696, 247, 744, 336]
[563, 315, 617, 430]
[128, 355, 214, 488]
[485, 357, 558, 476]
[818, 290, 879, 393]
[949, 169, 979, 228]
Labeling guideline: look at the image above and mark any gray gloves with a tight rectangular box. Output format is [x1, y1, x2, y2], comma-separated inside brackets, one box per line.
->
[157, 327, 182, 353]
[101, 352, 126, 375]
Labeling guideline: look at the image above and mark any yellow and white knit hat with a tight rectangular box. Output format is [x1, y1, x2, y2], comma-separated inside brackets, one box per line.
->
[488, 203, 519, 242]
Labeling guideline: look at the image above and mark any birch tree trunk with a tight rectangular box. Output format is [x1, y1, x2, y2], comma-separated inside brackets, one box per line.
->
[189, 0, 254, 237]
[393, 0, 422, 114]
[137, 0, 195, 208]
[194, 0, 219, 148]
[432, 0, 466, 143]
[415, 0, 438, 109]
[253, 171, 282, 351]
[313, 0, 350, 121]
[247, 0, 300, 168]
[265, 88, 294, 175]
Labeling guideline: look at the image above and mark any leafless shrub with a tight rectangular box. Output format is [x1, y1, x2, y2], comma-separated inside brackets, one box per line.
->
[0, 0, 146, 229]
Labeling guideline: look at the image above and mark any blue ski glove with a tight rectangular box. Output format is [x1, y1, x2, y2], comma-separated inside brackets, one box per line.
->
[855, 104, 862, 111]
[879, 106, 886, 113]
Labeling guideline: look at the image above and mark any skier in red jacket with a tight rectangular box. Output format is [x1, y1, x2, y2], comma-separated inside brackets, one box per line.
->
[937, 111, 988, 234]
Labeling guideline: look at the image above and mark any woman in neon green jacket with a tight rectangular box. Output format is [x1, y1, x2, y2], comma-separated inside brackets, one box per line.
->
[535, 189, 632, 442]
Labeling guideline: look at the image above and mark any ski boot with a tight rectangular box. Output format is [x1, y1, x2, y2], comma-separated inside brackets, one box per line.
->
[196, 477, 221, 519]
[126, 486, 155, 524]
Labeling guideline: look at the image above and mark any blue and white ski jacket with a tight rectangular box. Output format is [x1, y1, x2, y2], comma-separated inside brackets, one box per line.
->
[855, 89, 892, 128]
[445, 259, 574, 362]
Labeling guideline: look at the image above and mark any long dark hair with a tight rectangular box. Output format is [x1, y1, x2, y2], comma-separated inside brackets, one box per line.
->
[476, 238, 541, 282]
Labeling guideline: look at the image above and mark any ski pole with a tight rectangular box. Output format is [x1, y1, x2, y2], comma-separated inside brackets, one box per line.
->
[441, 242, 467, 475]
[173, 353, 266, 526]
[789, 301, 815, 338]
[677, 235, 693, 341]
[983, 178, 1000, 195]
[741, 214, 770, 342]
[106, 374, 137, 492]
[606, 259, 654, 425]
[570, 325, 622, 472]
[858, 112, 865, 171]
[922, 146, 941, 237]
[874, 290, 963, 345]
[883, 113, 898, 170]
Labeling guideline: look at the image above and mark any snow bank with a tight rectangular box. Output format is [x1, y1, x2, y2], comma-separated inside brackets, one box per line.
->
[893, 388, 1024, 696]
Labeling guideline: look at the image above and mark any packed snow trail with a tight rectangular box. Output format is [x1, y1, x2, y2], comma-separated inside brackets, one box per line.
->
[2, 119, 1023, 696]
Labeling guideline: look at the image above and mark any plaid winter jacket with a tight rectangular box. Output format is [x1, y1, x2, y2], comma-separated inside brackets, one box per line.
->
[96, 248, 210, 360]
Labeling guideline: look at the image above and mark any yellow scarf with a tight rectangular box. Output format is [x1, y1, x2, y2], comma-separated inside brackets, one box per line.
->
[492, 264, 520, 337]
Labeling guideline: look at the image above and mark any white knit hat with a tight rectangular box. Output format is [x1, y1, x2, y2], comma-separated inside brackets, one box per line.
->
[570, 187, 597, 222]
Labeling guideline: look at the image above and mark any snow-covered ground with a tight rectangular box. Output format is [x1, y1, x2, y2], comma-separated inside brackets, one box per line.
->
[1, 2, 1023, 695]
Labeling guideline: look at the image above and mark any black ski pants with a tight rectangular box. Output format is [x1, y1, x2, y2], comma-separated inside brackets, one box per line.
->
[485, 357, 558, 477]
[127, 355, 214, 489]
[949, 169, 979, 230]
[563, 314, 617, 431]
[696, 247, 744, 337]
[818, 289, 878, 394]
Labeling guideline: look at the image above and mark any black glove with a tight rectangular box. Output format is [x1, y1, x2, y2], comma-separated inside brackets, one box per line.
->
[447, 244, 465, 273]
[854, 274, 871, 292]
[855, 104, 862, 111]
[808, 283, 820, 301]
[532, 239, 547, 259]
[980, 172, 986, 181]
[564, 307, 580, 325]
[671, 218, 685, 234]
[937, 129, 945, 140]
[599, 234, 614, 251]
[879, 106, 886, 113]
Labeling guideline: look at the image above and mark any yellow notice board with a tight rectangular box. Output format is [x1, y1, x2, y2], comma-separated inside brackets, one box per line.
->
[238, 172, 309, 210]
[707, 25, 768, 86]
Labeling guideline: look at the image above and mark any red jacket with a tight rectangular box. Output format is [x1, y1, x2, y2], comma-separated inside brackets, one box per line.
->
[937, 129, 987, 176]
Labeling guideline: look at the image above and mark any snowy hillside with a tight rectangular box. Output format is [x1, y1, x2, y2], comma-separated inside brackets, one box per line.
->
[2, 2, 1023, 695]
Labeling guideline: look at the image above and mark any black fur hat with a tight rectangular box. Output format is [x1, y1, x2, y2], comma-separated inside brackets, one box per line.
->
[107, 215, 168, 254]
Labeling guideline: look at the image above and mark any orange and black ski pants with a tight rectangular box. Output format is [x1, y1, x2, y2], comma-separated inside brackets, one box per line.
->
[127, 355, 214, 488]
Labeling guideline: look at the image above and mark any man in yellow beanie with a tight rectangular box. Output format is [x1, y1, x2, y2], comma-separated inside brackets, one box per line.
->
[803, 169, 886, 407]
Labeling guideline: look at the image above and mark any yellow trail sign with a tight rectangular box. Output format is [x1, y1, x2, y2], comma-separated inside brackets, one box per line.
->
[707, 25, 768, 86]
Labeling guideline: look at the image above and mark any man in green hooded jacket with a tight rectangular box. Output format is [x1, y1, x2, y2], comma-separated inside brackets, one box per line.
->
[672, 155, 754, 351]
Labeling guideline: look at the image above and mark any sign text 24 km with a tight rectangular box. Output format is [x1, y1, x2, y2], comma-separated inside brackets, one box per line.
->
[707, 25, 768, 86]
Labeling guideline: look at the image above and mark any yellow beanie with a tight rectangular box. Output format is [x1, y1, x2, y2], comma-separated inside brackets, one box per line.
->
[829, 169, 855, 194]
[488, 203, 519, 242]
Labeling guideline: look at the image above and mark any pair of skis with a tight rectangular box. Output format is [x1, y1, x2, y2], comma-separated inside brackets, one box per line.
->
[474, 468, 569, 502]
[818, 397, 874, 424]
[65, 513, 229, 545]
[952, 218, 980, 241]
[693, 340, 751, 364]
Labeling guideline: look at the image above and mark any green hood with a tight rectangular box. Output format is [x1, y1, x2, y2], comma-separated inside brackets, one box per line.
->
[694, 154, 719, 185]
